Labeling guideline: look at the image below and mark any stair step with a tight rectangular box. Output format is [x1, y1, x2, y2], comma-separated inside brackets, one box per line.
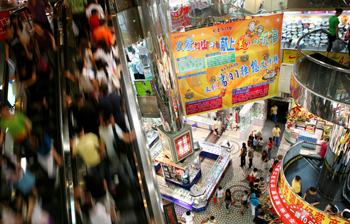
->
[304, 157, 321, 173]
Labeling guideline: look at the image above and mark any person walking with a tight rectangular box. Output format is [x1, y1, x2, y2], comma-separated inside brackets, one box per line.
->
[226, 113, 234, 130]
[248, 146, 254, 169]
[257, 137, 264, 151]
[272, 124, 281, 147]
[206, 216, 217, 224]
[66, 0, 91, 42]
[261, 151, 268, 170]
[215, 186, 224, 209]
[240, 190, 249, 215]
[250, 193, 260, 216]
[213, 117, 219, 136]
[303, 187, 321, 207]
[326, 8, 343, 57]
[253, 136, 258, 150]
[224, 188, 236, 214]
[292, 175, 302, 197]
[179, 210, 195, 224]
[267, 137, 273, 160]
[271, 105, 278, 123]
[318, 139, 328, 167]
[239, 143, 247, 167]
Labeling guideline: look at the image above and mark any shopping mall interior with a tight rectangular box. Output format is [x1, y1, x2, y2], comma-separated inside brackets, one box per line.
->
[1, 0, 350, 223]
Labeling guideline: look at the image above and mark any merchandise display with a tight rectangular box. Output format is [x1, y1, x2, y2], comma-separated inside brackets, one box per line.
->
[156, 141, 231, 212]
[239, 101, 267, 140]
[150, 142, 163, 163]
[282, 11, 350, 50]
[143, 118, 162, 148]
[285, 107, 326, 149]
[146, 129, 159, 148]
[186, 113, 215, 130]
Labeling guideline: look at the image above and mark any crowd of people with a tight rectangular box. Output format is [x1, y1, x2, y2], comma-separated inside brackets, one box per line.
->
[0, 0, 140, 222]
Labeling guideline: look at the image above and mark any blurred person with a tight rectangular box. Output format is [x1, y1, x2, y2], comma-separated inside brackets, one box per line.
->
[261, 151, 268, 170]
[179, 210, 194, 224]
[255, 204, 262, 217]
[27, 130, 63, 178]
[213, 117, 219, 136]
[248, 146, 254, 169]
[239, 142, 247, 167]
[250, 180, 260, 196]
[68, 92, 100, 138]
[250, 193, 260, 216]
[272, 124, 281, 147]
[86, 0, 105, 19]
[77, 38, 96, 71]
[253, 136, 258, 150]
[95, 59, 118, 94]
[215, 186, 224, 209]
[0, 107, 31, 145]
[17, 61, 37, 98]
[318, 139, 328, 167]
[259, 177, 266, 188]
[266, 137, 273, 159]
[224, 188, 235, 214]
[326, 8, 343, 57]
[94, 40, 118, 76]
[253, 211, 274, 224]
[89, 9, 100, 42]
[65, 59, 97, 98]
[27, 0, 52, 34]
[257, 137, 264, 151]
[33, 21, 57, 71]
[248, 168, 258, 183]
[272, 160, 279, 170]
[66, 0, 90, 41]
[207, 216, 217, 224]
[93, 19, 115, 49]
[79, 191, 113, 224]
[302, 187, 321, 207]
[98, 83, 126, 132]
[324, 203, 339, 216]
[5, 24, 27, 67]
[292, 175, 302, 197]
[240, 190, 249, 215]
[271, 105, 278, 123]
[9, 15, 31, 59]
[339, 209, 350, 221]
[226, 113, 234, 130]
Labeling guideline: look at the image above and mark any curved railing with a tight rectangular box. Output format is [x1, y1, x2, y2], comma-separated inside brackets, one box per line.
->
[277, 141, 348, 224]
[291, 29, 350, 126]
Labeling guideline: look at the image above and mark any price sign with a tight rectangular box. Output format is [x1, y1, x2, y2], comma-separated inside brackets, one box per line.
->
[288, 205, 317, 224]
[175, 132, 192, 160]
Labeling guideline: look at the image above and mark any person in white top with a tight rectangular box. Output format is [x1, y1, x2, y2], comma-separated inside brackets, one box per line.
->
[86, 1, 105, 19]
[95, 59, 119, 93]
[226, 113, 234, 130]
[340, 209, 350, 221]
[324, 203, 339, 216]
[179, 211, 195, 224]
[249, 168, 258, 182]
[215, 186, 224, 209]
[207, 216, 217, 224]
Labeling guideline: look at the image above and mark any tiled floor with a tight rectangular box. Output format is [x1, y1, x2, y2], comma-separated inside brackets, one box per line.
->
[173, 126, 292, 224]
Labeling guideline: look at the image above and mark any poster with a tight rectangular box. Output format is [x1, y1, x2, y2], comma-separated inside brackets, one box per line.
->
[175, 132, 192, 160]
[0, 11, 10, 41]
[170, 14, 283, 116]
[171, 5, 190, 29]
[283, 49, 349, 65]
[135, 80, 155, 96]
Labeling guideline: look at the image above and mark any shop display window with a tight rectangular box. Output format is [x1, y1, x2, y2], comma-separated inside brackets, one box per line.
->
[253, 101, 266, 120]
[239, 107, 254, 133]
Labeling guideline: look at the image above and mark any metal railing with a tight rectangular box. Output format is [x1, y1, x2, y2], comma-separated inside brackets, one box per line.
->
[296, 29, 350, 74]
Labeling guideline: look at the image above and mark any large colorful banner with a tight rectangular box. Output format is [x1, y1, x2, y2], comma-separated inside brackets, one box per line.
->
[170, 14, 283, 116]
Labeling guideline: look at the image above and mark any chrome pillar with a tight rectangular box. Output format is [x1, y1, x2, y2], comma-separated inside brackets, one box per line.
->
[139, 0, 185, 132]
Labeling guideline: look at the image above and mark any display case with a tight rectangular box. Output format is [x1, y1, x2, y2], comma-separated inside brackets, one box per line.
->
[239, 103, 254, 134]
[146, 129, 159, 148]
[253, 101, 267, 126]
[186, 113, 215, 130]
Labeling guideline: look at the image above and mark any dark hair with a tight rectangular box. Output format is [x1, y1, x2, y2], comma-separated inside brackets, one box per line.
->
[255, 193, 260, 198]
[230, 113, 232, 115]
[260, 177, 264, 181]
[100, 83, 109, 96]
[260, 211, 265, 217]
[244, 190, 248, 194]
[254, 179, 259, 183]
[98, 39, 111, 54]
[309, 187, 316, 192]
[74, 92, 84, 99]
[91, 9, 98, 15]
[214, 118, 217, 121]
[275, 124, 279, 128]
[242, 142, 246, 148]
[269, 137, 273, 142]
[260, 137, 263, 140]
[274, 160, 279, 165]
[331, 206, 338, 213]
[257, 204, 262, 209]
[343, 211, 350, 218]
[218, 186, 222, 190]
[262, 151, 267, 155]
[209, 216, 215, 221]
[99, 19, 106, 26]
[226, 189, 231, 195]
[186, 211, 191, 216]
[253, 168, 258, 172]
[95, 59, 109, 79]
[336, 8, 344, 13]
[295, 175, 301, 181]
[75, 125, 83, 134]
[76, 59, 85, 74]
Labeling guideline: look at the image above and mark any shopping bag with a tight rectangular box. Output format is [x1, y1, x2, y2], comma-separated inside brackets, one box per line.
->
[38, 56, 48, 72]
[231, 200, 236, 205]
[227, 121, 231, 126]
[332, 39, 345, 54]
[72, 21, 79, 37]
[213, 129, 217, 135]
[213, 197, 217, 204]
[7, 59, 15, 75]
[246, 175, 251, 182]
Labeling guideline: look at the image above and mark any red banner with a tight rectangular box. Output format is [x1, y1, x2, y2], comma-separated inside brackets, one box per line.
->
[171, 6, 190, 29]
[0, 11, 10, 41]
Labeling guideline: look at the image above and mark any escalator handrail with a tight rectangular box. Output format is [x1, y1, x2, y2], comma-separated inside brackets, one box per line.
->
[297, 29, 350, 74]
[11, 6, 31, 16]
[53, 0, 64, 13]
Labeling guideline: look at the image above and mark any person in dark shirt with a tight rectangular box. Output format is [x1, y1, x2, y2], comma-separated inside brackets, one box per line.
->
[253, 212, 274, 224]
[69, 93, 100, 141]
[98, 84, 127, 132]
[255, 204, 262, 217]
[303, 187, 321, 207]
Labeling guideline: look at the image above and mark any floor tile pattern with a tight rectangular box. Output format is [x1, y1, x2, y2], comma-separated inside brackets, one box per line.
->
[173, 126, 292, 224]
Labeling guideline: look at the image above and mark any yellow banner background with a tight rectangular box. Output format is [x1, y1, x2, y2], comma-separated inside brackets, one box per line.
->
[283, 49, 349, 64]
[170, 14, 283, 116]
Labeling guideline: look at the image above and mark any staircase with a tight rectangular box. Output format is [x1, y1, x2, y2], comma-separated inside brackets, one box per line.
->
[304, 156, 322, 173]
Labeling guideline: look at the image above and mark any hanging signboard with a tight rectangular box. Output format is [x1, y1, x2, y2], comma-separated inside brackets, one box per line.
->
[170, 14, 283, 116]
[171, 5, 191, 29]
[0, 11, 10, 41]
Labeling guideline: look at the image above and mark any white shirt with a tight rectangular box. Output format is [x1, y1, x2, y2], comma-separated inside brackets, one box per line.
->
[94, 48, 117, 72]
[182, 212, 194, 224]
[99, 124, 123, 158]
[242, 194, 248, 201]
[89, 202, 112, 224]
[325, 204, 339, 213]
[86, 4, 105, 19]
[217, 189, 224, 198]
[250, 171, 258, 178]
[78, 68, 95, 93]
[96, 67, 116, 93]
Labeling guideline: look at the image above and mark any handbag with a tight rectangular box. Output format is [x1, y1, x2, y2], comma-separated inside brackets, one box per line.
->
[112, 125, 128, 154]
[213, 197, 217, 204]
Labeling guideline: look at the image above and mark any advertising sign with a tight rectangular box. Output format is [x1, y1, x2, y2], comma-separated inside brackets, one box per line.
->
[170, 14, 283, 116]
[135, 80, 156, 96]
[283, 49, 349, 65]
[175, 132, 192, 160]
[0, 11, 10, 41]
[171, 6, 191, 29]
